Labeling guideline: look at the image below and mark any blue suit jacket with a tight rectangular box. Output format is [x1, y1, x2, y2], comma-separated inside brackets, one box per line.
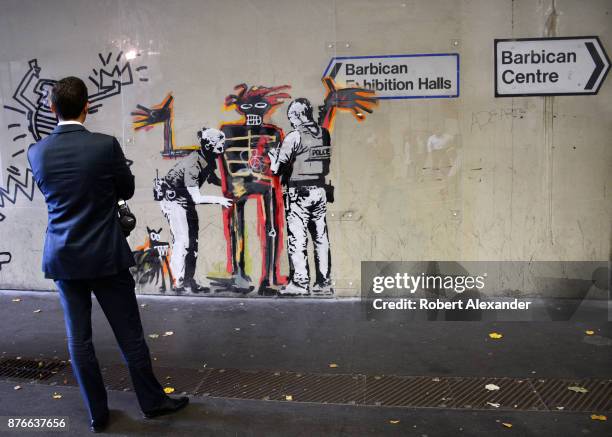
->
[28, 124, 135, 280]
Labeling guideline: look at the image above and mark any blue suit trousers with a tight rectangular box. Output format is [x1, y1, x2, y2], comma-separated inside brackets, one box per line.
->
[55, 269, 167, 421]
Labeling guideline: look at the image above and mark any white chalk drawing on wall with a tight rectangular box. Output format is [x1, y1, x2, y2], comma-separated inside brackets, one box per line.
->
[132, 78, 377, 297]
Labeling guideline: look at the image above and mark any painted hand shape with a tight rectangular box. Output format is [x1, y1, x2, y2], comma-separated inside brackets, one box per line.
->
[319, 77, 378, 129]
[131, 94, 174, 130]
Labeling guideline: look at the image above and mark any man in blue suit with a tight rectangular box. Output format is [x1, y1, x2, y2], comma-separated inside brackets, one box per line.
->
[28, 77, 188, 432]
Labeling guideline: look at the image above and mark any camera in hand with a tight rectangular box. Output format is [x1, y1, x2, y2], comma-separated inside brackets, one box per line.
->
[117, 200, 136, 237]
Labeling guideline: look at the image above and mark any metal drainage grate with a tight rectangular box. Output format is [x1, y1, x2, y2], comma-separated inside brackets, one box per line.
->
[194, 369, 366, 404]
[1, 357, 611, 413]
[0, 357, 67, 381]
[195, 368, 294, 400]
[280, 372, 364, 404]
[532, 378, 612, 412]
[445, 377, 544, 410]
[365, 375, 450, 408]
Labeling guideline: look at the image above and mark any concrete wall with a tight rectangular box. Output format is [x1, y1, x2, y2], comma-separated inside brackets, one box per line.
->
[0, 0, 610, 296]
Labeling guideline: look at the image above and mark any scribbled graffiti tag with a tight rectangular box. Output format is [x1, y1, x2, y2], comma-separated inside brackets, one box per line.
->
[0, 252, 12, 271]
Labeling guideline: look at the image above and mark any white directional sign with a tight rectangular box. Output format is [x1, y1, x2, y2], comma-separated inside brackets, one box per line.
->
[323, 54, 459, 99]
[495, 36, 610, 96]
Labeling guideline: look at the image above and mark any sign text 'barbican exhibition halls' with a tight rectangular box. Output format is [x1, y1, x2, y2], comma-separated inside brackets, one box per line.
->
[323, 54, 459, 99]
[495, 36, 610, 96]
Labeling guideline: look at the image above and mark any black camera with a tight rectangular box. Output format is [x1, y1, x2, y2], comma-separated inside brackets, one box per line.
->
[117, 200, 136, 237]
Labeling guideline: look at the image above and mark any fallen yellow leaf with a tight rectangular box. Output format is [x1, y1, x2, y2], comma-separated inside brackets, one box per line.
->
[568, 386, 588, 393]
[590, 414, 607, 421]
[148, 334, 159, 339]
[285, 395, 293, 401]
[502, 422, 512, 428]
[163, 387, 175, 394]
[389, 420, 400, 424]
[489, 332, 503, 339]
[329, 363, 338, 368]
[585, 330, 595, 335]
[52, 392, 62, 399]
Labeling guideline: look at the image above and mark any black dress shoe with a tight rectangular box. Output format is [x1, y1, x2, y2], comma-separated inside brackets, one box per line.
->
[89, 414, 109, 433]
[143, 396, 189, 419]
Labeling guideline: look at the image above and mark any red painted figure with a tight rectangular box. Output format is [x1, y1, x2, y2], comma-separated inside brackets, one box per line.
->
[219, 84, 291, 294]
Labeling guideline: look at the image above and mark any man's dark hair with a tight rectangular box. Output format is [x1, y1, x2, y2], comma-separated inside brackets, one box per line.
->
[51, 77, 88, 120]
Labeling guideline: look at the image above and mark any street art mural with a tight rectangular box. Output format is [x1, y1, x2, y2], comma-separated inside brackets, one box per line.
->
[0, 40, 378, 295]
[3, 53, 147, 143]
[317, 77, 378, 129]
[219, 84, 292, 294]
[1, 51, 148, 225]
[270, 79, 378, 296]
[131, 227, 174, 293]
[131, 93, 196, 159]
[149, 126, 231, 293]
[131, 78, 377, 296]
[4, 59, 56, 142]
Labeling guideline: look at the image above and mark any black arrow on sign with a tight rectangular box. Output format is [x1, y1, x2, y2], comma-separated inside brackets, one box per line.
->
[329, 62, 342, 79]
[585, 42, 604, 90]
